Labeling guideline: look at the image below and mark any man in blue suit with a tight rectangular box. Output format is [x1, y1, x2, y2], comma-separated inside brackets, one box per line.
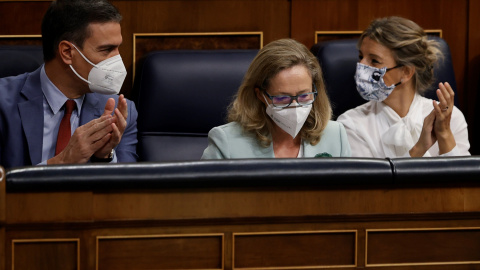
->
[0, 0, 138, 169]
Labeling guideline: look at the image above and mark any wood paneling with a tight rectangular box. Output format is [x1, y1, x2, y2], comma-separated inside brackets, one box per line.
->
[133, 32, 262, 79]
[0, 35, 42, 46]
[6, 192, 93, 223]
[4, 185, 480, 269]
[467, 0, 480, 154]
[114, 0, 290, 96]
[89, 186, 469, 221]
[366, 228, 480, 266]
[97, 234, 223, 270]
[233, 231, 356, 269]
[12, 239, 79, 270]
[314, 30, 441, 44]
[134, 32, 262, 63]
[6, 190, 480, 270]
[0, 2, 49, 36]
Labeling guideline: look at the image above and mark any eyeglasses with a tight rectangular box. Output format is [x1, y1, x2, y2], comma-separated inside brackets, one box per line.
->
[263, 84, 318, 108]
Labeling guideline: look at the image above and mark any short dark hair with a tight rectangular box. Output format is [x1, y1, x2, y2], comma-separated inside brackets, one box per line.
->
[41, 0, 122, 62]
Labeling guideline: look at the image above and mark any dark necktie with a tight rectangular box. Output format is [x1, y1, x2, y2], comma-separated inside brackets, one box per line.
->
[55, 100, 76, 155]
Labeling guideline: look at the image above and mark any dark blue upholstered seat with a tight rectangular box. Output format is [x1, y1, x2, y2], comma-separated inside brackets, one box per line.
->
[0, 45, 43, 78]
[311, 36, 458, 119]
[133, 50, 258, 162]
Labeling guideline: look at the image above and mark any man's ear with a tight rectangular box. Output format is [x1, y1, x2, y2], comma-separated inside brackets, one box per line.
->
[58, 41, 74, 65]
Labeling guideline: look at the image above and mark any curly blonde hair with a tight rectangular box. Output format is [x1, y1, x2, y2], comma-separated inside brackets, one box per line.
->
[359, 16, 443, 94]
[228, 38, 332, 147]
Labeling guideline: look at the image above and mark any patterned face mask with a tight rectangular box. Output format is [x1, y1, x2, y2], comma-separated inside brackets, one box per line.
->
[354, 63, 402, 102]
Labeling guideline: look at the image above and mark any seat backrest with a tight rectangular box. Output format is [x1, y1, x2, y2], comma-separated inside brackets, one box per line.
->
[134, 50, 258, 162]
[0, 45, 43, 78]
[311, 36, 458, 119]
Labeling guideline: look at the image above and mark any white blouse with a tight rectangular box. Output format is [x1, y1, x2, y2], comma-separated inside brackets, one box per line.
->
[337, 94, 470, 158]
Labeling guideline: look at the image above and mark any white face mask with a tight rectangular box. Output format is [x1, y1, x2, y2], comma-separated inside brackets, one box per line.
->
[354, 62, 402, 102]
[69, 43, 127, 95]
[264, 94, 312, 139]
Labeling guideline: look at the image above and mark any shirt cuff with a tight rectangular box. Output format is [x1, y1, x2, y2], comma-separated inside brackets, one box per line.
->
[110, 150, 117, 163]
[439, 145, 459, 157]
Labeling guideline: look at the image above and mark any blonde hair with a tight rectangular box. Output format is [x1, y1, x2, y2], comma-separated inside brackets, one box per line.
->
[228, 38, 332, 147]
[359, 16, 443, 94]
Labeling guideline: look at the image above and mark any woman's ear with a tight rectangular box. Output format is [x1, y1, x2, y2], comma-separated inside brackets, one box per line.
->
[58, 41, 74, 65]
[255, 87, 266, 105]
[402, 65, 415, 82]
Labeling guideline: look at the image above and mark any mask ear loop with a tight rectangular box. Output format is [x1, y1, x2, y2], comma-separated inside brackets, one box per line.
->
[386, 64, 403, 71]
[263, 92, 287, 112]
[386, 65, 403, 87]
[68, 43, 96, 86]
[70, 43, 97, 67]
[69, 65, 92, 85]
[262, 93, 275, 108]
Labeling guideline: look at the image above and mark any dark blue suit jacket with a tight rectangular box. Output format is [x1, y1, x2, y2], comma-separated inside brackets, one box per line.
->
[0, 67, 138, 169]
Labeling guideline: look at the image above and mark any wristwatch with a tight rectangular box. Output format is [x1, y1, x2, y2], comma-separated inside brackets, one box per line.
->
[90, 149, 114, 163]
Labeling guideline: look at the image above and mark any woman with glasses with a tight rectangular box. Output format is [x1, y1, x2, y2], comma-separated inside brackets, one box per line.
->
[201, 39, 351, 159]
[337, 16, 470, 157]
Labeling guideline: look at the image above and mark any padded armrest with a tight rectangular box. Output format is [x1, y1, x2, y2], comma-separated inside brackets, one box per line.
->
[6, 158, 392, 192]
[389, 156, 480, 183]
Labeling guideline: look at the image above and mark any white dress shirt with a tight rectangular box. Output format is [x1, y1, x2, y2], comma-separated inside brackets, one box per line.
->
[40, 65, 83, 164]
[337, 93, 470, 158]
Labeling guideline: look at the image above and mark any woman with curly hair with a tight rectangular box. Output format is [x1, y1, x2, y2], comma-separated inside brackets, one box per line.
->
[338, 16, 470, 157]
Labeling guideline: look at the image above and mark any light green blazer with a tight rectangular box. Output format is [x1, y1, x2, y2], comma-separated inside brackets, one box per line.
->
[201, 121, 351, 159]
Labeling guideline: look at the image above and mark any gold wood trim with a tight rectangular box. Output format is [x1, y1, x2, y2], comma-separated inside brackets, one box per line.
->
[425, 29, 443, 38]
[132, 31, 263, 81]
[233, 229, 357, 236]
[365, 227, 368, 268]
[97, 232, 224, 240]
[365, 227, 480, 267]
[314, 31, 362, 44]
[96, 233, 224, 270]
[134, 32, 263, 37]
[366, 261, 480, 268]
[0, 35, 42, 38]
[232, 265, 356, 270]
[232, 230, 357, 270]
[314, 29, 442, 44]
[366, 226, 480, 233]
[12, 238, 80, 270]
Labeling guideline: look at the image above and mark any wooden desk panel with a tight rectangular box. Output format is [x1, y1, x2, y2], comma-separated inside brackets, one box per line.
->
[97, 234, 223, 270]
[3, 183, 480, 270]
[5, 186, 471, 223]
